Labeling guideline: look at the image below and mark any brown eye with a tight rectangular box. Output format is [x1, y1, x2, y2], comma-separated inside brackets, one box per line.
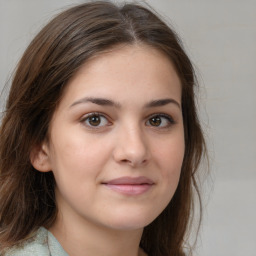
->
[149, 116, 162, 126]
[88, 115, 101, 126]
[146, 114, 175, 128]
[82, 113, 109, 128]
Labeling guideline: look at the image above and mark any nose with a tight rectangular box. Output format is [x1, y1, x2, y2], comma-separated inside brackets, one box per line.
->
[113, 125, 150, 168]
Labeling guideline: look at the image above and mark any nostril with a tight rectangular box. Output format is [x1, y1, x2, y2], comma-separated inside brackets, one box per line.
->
[120, 159, 129, 164]
[119, 158, 148, 167]
[112, 135, 150, 167]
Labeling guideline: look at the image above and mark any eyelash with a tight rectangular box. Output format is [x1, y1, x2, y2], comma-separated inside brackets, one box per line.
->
[80, 112, 111, 129]
[146, 113, 175, 128]
[80, 112, 175, 130]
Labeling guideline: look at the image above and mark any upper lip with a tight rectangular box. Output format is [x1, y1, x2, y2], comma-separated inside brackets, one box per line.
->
[103, 176, 154, 185]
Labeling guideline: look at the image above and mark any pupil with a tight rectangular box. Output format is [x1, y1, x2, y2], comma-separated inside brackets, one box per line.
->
[150, 116, 161, 126]
[89, 116, 100, 126]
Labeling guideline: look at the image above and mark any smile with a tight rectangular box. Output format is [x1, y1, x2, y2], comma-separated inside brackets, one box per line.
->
[102, 176, 155, 196]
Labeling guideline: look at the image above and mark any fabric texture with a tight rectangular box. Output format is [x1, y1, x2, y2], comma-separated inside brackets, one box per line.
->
[4, 227, 68, 256]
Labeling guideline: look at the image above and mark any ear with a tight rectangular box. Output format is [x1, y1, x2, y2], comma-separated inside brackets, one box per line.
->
[30, 142, 52, 172]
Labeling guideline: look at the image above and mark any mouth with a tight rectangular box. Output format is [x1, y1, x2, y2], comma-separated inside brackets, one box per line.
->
[102, 176, 155, 196]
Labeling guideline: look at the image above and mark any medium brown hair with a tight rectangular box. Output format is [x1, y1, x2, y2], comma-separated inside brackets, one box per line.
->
[0, 1, 206, 255]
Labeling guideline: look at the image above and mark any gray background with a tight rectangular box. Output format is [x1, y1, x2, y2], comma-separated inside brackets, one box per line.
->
[0, 0, 255, 255]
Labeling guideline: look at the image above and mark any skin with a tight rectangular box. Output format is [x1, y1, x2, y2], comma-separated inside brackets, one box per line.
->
[31, 44, 185, 256]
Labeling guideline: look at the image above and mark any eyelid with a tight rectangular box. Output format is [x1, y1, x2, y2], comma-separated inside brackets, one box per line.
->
[147, 113, 175, 122]
[80, 112, 112, 128]
[79, 112, 176, 130]
[145, 113, 176, 128]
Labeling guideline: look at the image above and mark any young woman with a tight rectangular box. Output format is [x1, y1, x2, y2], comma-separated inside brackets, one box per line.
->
[0, 1, 206, 256]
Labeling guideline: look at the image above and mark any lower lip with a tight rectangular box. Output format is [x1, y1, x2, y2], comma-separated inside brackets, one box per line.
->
[104, 184, 153, 195]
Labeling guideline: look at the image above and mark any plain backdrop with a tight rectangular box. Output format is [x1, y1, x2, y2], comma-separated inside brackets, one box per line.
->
[0, 0, 256, 255]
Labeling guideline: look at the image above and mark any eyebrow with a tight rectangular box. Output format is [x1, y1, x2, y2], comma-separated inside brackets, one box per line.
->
[70, 97, 121, 108]
[144, 98, 181, 109]
[70, 97, 181, 109]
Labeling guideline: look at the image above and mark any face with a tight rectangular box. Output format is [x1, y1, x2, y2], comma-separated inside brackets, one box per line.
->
[33, 44, 185, 232]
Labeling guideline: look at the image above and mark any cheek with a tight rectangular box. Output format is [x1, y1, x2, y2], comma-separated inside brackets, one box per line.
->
[146, 135, 184, 219]
[155, 135, 185, 186]
[49, 131, 112, 180]
[48, 133, 113, 207]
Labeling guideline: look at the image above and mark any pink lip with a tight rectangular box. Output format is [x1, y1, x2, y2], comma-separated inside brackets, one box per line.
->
[102, 176, 154, 195]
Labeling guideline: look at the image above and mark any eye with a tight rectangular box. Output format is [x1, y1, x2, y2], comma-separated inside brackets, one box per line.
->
[81, 113, 110, 128]
[146, 114, 175, 128]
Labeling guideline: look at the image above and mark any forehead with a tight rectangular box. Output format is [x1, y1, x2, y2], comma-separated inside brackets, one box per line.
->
[60, 44, 182, 107]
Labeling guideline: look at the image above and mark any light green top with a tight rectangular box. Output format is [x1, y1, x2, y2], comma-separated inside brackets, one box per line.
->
[4, 227, 68, 256]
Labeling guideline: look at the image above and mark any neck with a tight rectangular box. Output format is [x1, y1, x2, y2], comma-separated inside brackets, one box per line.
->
[49, 210, 146, 256]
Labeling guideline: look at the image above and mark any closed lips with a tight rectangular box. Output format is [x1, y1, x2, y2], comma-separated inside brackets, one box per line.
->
[102, 176, 154, 195]
[103, 176, 154, 185]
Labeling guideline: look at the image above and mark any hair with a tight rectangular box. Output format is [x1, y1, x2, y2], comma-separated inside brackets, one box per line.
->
[0, 1, 206, 255]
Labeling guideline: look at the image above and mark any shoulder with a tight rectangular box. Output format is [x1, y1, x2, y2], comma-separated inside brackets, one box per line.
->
[3, 227, 50, 256]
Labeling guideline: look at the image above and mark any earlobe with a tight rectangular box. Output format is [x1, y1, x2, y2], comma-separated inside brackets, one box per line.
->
[30, 143, 52, 172]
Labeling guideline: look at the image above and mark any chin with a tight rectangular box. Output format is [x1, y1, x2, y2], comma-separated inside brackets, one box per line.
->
[103, 211, 159, 231]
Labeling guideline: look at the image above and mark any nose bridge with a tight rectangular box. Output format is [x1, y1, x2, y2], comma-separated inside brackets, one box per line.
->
[113, 120, 149, 166]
